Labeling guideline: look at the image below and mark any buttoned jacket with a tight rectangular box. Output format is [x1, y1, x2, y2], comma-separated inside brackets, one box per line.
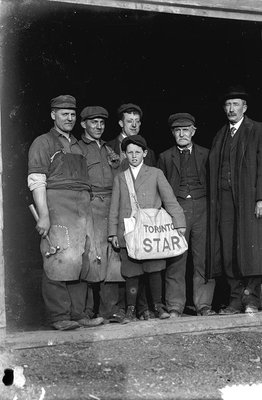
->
[157, 143, 209, 196]
[108, 164, 186, 247]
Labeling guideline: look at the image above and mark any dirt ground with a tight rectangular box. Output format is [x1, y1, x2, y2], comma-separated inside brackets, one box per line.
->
[1, 328, 262, 400]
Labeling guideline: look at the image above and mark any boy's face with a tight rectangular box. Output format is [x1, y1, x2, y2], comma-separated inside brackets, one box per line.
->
[125, 143, 147, 167]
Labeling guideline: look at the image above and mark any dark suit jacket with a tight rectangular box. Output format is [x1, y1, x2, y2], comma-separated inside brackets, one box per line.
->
[107, 134, 156, 169]
[157, 143, 209, 196]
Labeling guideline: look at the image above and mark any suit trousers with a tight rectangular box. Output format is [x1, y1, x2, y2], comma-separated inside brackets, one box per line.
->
[219, 188, 261, 310]
[165, 197, 215, 313]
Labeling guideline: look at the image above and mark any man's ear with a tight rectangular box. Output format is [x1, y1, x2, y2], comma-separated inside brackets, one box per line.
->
[191, 127, 196, 137]
[119, 120, 124, 128]
[243, 104, 248, 113]
[80, 120, 86, 129]
[143, 149, 148, 158]
[51, 110, 56, 121]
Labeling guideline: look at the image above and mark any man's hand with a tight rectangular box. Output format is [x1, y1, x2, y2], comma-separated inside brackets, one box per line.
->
[36, 215, 50, 238]
[255, 200, 262, 218]
[177, 227, 186, 236]
[108, 235, 120, 249]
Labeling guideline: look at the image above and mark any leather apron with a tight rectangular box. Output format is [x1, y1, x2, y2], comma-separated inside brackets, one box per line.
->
[40, 148, 97, 281]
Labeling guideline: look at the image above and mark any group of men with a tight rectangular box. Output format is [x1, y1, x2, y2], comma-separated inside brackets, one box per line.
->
[28, 85, 262, 330]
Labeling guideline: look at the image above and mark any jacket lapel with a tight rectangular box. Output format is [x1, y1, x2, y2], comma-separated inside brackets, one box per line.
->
[134, 164, 150, 191]
[171, 146, 180, 175]
[236, 116, 253, 165]
[192, 144, 202, 173]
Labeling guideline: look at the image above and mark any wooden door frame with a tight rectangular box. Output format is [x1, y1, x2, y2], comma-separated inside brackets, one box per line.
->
[0, 0, 261, 339]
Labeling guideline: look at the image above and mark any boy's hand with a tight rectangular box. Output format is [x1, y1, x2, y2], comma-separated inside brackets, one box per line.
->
[177, 227, 186, 237]
[108, 235, 120, 249]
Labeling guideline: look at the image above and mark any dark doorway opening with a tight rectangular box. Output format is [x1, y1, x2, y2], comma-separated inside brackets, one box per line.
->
[2, 1, 262, 331]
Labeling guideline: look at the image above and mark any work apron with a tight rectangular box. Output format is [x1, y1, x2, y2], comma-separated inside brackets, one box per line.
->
[85, 193, 111, 282]
[40, 150, 96, 281]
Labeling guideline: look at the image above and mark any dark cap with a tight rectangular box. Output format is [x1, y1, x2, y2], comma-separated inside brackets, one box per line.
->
[51, 95, 76, 109]
[80, 106, 109, 121]
[121, 134, 147, 152]
[223, 85, 248, 102]
[168, 112, 195, 128]
[117, 103, 143, 118]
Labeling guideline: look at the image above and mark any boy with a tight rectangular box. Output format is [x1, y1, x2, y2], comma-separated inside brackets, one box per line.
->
[108, 135, 186, 322]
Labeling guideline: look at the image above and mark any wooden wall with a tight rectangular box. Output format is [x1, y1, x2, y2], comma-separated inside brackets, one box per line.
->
[50, 0, 262, 21]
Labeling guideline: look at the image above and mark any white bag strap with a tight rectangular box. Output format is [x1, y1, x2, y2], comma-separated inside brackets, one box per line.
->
[124, 169, 140, 215]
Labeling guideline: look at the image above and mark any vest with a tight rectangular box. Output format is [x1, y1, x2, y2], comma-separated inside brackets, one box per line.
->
[220, 129, 240, 191]
[177, 148, 206, 199]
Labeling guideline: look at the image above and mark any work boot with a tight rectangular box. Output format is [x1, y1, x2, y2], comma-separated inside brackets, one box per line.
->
[153, 304, 170, 319]
[123, 305, 137, 324]
[138, 310, 150, 321]
[77, 316, 104, 327]
[52, 320, 80, 331]
[245, 304, 259, 314]
[197, 307, 217, 316]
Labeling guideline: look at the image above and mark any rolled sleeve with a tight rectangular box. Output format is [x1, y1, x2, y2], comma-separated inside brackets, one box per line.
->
[28, 173, 47, 191]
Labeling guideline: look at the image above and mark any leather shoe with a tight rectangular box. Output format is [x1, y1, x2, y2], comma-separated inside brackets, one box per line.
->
[197, 307, 216, 316]
[52, 320, 80, 331]
[78, 317, 104, 327]
[245, 305, 259, 314]
[153, 304, 170, 319]
[169, 310, 182, 318]
[219, 306, 241, 315]
[109, 310, 126, 323]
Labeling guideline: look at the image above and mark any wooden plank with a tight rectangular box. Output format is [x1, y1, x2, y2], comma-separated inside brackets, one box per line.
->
[47, 0, 262, 22]
[4, 312, 262, 350]
[0, 96, 6, 333]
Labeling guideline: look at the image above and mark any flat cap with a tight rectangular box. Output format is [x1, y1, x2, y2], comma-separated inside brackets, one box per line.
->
[121, 134, 147, 152]
[223, 85, 248, 102]
[50, 95, 76, 109]
[80, 106, 109, 121]
[117, 103, 143, 118]
[168, 112, 195, 128]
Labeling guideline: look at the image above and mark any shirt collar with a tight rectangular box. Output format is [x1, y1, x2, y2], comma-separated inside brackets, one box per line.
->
[230, 117, 244, 132]
[52, 128, 76, 143]
[81, 133, 105, 146]
[130, 160, 144, 172]
[120, 132, 127, 141]
[177, 143, 193, 154]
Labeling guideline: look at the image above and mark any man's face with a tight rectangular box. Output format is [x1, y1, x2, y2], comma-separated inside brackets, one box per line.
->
[51, 109, 76, 134]
[119, 112, 141, 136]
[81, 118, 105, 140]
[125, 143, 147, 167]
[224, 98, 247, 124]
[172, 125, 195, 148]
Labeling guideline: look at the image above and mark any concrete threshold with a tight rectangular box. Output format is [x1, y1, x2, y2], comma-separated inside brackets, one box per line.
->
[3, 312, 262, 350]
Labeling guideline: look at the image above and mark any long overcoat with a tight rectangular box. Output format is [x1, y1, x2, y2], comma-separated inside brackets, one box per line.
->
[208, 116, 262, 278]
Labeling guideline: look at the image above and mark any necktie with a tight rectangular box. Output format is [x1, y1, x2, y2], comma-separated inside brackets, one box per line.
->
[180, 149, 190, 162]
[230, 127, 236, 137]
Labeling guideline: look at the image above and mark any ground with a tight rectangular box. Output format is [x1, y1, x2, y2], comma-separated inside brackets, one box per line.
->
[1, 328, 262, 400]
